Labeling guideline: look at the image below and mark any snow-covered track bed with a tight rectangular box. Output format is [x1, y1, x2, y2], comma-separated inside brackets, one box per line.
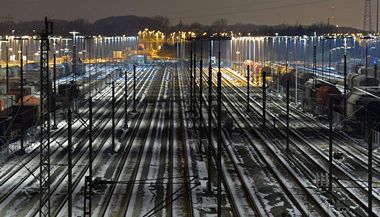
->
[220, 68, 379, 216]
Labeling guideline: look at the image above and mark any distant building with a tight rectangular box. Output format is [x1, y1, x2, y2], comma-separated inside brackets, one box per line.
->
[129, 55, 146, 65]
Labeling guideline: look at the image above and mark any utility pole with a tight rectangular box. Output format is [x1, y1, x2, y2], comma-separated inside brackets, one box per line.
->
[112, 81, 115, 151]
[328, 96, 333, 194]
[262, 70, 266, 127]
[294, 39, 298, 105]
[39, 17, 53, 217]
[14, 37, 28, 108]
[20, 46, 25, 154]
[20, 47, 23, 105]
[328, 39, 332, 82]
[84, 36, 94, 98]
[84, 97, 93, 217]
[313, 45, 317, 78]
[217, 38, 222, 217]
[193, 43, 197, 121]
[246, 65, 250, 112]
[344, 52, 347, 118]
[82, 49, 86, 100]
[124, 70, 128, 129]
[361, 35, 372, 81]
[368, 119, 373, 217]
[199, 39, 203, 153]
[6, 45, 9, 93]
[207, 39, 213, 194]
[72, 45, 77, 112]
[286, 78, 290, 151]
[377, 0, 379, 33]
[366, 39, 369, 80]
[70, 31, 79, 113]
[323, 36, 334, 81]
[365, 92, 373, 216]
[67, 108, 73, 217]
[133, 65, 136, 112]
[52, 54, 57, 130]
[321, 38, 325, 80]
[14, 36, 29, 154]
[190, 48, 193, 113]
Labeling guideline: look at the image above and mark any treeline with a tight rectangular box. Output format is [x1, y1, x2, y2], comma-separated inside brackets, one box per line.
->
[0, 15, 360, 36]
[0, 16, 169, 36]
[172, 19, 360, 36]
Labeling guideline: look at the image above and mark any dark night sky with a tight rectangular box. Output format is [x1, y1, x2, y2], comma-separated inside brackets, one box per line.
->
[0, 0, 367, 28]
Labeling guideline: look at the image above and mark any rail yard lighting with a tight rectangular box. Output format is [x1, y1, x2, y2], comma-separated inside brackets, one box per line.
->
[0, 39, 10, 93]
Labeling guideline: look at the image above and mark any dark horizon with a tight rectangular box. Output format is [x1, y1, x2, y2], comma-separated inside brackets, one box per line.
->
[0, 15, 360, 37]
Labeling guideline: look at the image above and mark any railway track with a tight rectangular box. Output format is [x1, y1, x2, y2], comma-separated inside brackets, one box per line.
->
[174, 63, 194, 217]
[200, 67, 324, 216]
[52, 65, 160, 216]
[0, 65, 154, 216]
[94, 65, 167, 217]
[48, 64, 194, 217]
[184, 66, 262, 216]
[218, 68, 380, 216]
[123, 65, 195, 217]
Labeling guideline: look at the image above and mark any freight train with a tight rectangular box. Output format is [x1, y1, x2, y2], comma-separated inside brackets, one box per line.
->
[277, 66, 380, 135]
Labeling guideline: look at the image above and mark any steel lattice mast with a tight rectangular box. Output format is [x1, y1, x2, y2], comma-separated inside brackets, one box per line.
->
[39, 17, 53, 217]
[364, 0, 372, 32]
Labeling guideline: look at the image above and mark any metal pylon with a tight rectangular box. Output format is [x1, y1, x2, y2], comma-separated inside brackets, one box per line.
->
[364, 0, 372, 32]
[39, 17, 53, 217]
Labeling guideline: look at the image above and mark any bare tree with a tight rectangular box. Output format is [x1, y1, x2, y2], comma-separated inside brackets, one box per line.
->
[211, 18, 228, 33]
